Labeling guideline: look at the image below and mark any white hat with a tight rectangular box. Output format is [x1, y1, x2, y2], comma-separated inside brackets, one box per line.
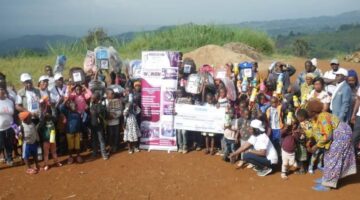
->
[330, 58, 339, 64]
[334, 68, 348, 76]
[20, 73, 32, 82]
[311, 58, 317, 67]
[250, 119, 265, 131]
[54, 73, 63, 81]
[38, 75, 49, 83]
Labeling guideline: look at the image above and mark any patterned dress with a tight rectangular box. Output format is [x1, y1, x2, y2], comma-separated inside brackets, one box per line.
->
[311, 112, 357, 188]
[123, 104, 141, 142]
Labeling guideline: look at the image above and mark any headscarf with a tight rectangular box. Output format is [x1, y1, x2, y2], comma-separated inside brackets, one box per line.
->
[347, 69, 359, 87]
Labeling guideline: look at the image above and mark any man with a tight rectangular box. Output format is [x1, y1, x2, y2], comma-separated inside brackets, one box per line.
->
[330, 68, 352, 122]
[323, 58, 346, 95]
[296, 60, 322, 86]
[50, 73, 67, 109]
[44, 65, 55, 90]
[16, 73, 41, 123]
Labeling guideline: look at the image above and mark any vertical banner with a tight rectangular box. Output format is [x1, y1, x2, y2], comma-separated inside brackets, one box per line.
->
[140, 51, 180, 151]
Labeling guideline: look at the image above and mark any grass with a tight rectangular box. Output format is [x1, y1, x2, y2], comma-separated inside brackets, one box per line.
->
[0, 24, 275, 88]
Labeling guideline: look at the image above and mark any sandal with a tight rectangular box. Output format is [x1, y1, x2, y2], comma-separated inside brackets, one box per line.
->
[67, 157, 74, 164]
[76, 156, 83, 163]
[43, 165, 50, 171]
[55, 162, 63, 167]
[236, 160, 245, 169]
[26, 168, 37, 175]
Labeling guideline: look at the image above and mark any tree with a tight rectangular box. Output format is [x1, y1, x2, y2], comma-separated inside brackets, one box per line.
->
[292, 39, 310, 57]
[83, 28, 113, 49]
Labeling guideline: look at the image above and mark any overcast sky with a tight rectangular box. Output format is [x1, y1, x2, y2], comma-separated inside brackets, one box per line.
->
[1, 0, 359, 39]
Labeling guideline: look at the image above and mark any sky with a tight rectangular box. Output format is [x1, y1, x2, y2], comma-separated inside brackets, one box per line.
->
[0, 0, 359, 39]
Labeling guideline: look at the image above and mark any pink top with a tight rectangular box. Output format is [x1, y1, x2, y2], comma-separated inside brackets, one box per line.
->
[68, 88, 92, 114]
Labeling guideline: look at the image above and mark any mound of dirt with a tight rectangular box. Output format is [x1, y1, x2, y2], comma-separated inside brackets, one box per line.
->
[345, 51, 360, 63]
[183, 44, 253, 68]
[223, 42, 263, 61]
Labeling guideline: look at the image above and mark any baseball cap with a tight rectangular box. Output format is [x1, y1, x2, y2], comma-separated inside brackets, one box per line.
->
[38, 75, 49, 83]
[334, 68, 348, 76]
[54, 73, 63, 81]
[20, 73, 32, 82]
[330, 58, 339, 65]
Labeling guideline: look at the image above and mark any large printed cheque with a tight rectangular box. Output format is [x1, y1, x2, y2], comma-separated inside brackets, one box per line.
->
[174, 104, 225, 134]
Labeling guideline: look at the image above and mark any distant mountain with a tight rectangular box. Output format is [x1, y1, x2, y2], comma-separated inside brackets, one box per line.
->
[0, 35, 76, 56]
[232, 10, 360, 36]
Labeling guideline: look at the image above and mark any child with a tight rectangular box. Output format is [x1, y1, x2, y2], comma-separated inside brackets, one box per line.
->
[294, 109, 310, 175]
[90, 92, 109, 160]
[60, 99, 83, 164]
[123, 94, 142, 154]
[38, 112, 62, 170]
[235, 108, 253, 168]
[280, 123, 299, 179]
[223, 107, 239, 162]
[175, 87, 192, 153]
[266, 96, 284, 154]
[202, 93, 217, 155]
[252, 93, 270, 120]
[19, 112, 40, 174]
[105, 88, 123, 153]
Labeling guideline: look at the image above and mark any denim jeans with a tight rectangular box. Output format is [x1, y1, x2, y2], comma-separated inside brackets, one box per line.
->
[243, 152, 271, 170]
[91, 126, 107, 157]
[176, 129, 187, 149]
[0, 128, 14, 162]
[223, 138, 237, 160]
[107, 125, 120, 152]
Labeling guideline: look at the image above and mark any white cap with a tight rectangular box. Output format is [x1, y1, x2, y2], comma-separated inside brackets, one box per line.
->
[311, 58, 317, 67]
[20, 73, 32, 82]
[250, 119, 265, 131]
[38, 75, 49, 83]
[54, 73, 63, 81]
[334, 68, 348, 76]
[330, 58, 339, 64]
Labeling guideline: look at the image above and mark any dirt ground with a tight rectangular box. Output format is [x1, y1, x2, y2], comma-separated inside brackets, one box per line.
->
[0, 150, 359, 200]
[1, 57, 360, 200]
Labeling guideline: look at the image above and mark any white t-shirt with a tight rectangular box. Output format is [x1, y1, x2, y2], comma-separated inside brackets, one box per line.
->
[356, 88, 360, 116]
[16, 90, 40, 114]
[50, 86, 66, 104]
[307, 90, 331, 104]
[247, 133, 278, 164]
[323, 68, 345, 95]
[48, 77, 55, 90]
[0, 98, 14, 131]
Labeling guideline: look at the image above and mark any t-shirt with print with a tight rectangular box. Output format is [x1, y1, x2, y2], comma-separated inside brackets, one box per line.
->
[16, 90, 40, 114]
[247, 133, 278, 164]
[0, 98, 14, 131]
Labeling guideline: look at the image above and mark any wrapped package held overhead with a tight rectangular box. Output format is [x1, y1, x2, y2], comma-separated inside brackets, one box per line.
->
[83, 51, 96, 74]
[53, 55, 67, 74]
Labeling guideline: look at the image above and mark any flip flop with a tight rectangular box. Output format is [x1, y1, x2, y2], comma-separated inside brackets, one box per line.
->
[56, 162, 63, 167]
[313, 178, 323, 184]
[312, 184, 330, 192]
[26, 168, 37, 175]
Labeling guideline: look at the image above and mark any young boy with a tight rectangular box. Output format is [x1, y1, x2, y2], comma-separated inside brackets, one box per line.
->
[90, 92, 109, 160]
[19, 112, 40, 174]
[202, 93, 217, 155]
[60, 99, 83, 164]
[266, 96, 284, 154]
[223, 107, 239, 162]
[105, 88, 123, 153]
[280, 123, 299, 179]
[175, 87, 192, 153]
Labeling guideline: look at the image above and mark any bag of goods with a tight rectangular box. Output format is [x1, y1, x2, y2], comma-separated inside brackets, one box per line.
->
[185, 74, 203, 94]
[108, 46, 123, 73]
[181, 58, 196, 75]
[222, 77, 236, 101]
[238, 62, 253, 81]
[54, 55, 67, 74]
[69, 67, 86, 85]
[95, 46, 110, 70]
[199, 64, 215, 77]
[83, 50, 96, 74]
[128, 60, 142, 80]
[89, 79, 106, 97]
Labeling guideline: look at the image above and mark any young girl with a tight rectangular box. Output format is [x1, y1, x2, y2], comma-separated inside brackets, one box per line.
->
[19, 112, 40, 174]
[223, 107, 239, 162]
[60, 99, 83, 164]
[38, 112, 62, 170]
[123, 89, 142, 154]
[266, 96, 284, 154]
[295, 109, 310, 175]
[202, 93, 217, 155]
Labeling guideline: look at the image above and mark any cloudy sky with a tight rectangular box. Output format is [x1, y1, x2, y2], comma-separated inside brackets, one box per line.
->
[1, 0, 359, 39]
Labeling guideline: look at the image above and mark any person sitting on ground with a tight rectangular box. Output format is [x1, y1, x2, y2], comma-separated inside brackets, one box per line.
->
[229, 119, 278, 177]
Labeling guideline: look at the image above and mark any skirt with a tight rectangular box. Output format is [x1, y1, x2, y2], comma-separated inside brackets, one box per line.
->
[124, 114, 141, 142]
[322, 122, 357, 188]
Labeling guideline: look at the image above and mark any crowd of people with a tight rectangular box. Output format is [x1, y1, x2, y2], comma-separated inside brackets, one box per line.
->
[0, 57, 358, 192]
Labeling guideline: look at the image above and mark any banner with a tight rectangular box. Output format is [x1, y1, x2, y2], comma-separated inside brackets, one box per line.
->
[140, 51, 181, 151]
[174, 104, 226, 134]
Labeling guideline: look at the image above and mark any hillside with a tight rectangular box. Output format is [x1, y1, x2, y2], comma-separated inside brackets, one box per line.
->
[232, 10, 360, 36]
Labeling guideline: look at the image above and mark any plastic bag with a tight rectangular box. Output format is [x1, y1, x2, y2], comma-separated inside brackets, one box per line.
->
[95, 46, 110, 70]
[199, 64, 215, 77]
[221, 77, 236, 101]
[69, 67, 86, 85]
[108, 46, 122, 73]
[185, 74, 203, 94]
[53, 55, 67, 74]
[129, 60, 142, 80]
[83, 50, 96, 74]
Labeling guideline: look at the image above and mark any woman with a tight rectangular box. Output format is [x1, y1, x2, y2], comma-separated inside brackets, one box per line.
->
[300, 73, 314, 104]
[347, 69, 359, 126]
[0, 83, 15, 166]
[307, 77, 330, 112]
[301, 99, 356, 191]
[229, 119, 278, 177]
